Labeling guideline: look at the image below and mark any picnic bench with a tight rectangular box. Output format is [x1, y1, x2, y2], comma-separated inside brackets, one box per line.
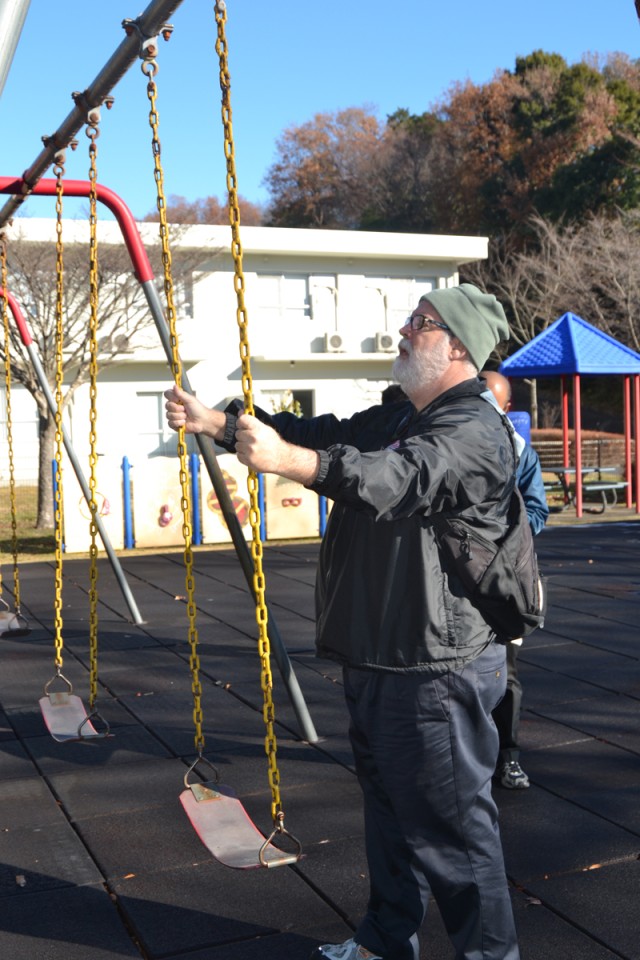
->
[542, 465, 626, 513]
[582, 480, 628, 514]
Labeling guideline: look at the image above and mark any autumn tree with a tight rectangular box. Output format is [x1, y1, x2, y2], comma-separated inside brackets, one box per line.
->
[428, 52, 625, 235]
[143, 193, 264, 225]
[427, 68, 524, 234]
[262, 52, 640, 237]
[264, 107, 384, 228]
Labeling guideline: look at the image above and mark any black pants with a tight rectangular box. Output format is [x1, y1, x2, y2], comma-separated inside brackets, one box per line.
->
[491, 642, 522, 764]
[344, 643, 519, 960]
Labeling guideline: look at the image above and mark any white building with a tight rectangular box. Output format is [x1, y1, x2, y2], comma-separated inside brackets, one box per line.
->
[2, 219, 488, 477]
[1, 218, 487, 547]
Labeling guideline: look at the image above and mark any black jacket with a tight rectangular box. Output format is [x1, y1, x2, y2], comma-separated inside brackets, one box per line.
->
[225, 379, 515, 674]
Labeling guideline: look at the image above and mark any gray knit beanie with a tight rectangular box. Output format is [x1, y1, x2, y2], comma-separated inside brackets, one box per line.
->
[419, 284, 510, 370]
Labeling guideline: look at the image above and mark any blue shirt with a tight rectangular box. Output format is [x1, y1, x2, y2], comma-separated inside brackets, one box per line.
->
[517, 444, 549, 536]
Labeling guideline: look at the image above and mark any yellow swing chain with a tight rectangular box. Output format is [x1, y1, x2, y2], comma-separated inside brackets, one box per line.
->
[86, 118, 101, 709]
[1, 238, 21, 615]
[214, 1, 283, 828]
[143, 56, 205, 756]
[52, 161, 66, 671]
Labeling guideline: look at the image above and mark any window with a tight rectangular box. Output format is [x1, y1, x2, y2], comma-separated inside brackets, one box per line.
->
[252, 274, 311, 355]
[255, 274, 310, 323]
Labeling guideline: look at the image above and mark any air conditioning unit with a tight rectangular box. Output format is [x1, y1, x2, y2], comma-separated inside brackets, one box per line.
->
[324, 332, 345, 353]
[375, 331, 395, 353]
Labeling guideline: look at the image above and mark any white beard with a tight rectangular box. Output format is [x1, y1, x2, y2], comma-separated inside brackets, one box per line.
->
[392, 336, 450, 398]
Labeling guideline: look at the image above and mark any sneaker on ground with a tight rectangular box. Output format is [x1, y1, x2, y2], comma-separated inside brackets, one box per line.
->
[311, 938, 383, 960]
[500, 760, 530, 789]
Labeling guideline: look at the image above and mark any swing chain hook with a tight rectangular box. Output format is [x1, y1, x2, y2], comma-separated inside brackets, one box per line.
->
[141, 58, 159, 79]
[85, 115, 101, 142]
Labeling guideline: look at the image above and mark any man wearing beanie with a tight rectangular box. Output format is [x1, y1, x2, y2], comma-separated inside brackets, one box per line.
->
[164, 283, 520, 960]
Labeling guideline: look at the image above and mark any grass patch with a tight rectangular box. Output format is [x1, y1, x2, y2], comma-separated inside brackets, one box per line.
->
[0, 484, 55, 561]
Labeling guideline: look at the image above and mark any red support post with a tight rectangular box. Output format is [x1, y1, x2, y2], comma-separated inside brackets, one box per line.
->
[574, 374, 583, 518]
[635, 375, 640, 514]
[623, 376, 633, 508]
[561, 375, 570, 467]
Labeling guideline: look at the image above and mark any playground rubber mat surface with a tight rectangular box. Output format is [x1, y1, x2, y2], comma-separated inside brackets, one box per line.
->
[0, 524, 638, 959]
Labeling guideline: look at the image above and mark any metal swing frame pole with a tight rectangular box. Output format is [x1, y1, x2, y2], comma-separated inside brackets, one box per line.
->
[0, 176, 318, 744]
[0, 285, 145, 625]
[0, 0, 32, 99]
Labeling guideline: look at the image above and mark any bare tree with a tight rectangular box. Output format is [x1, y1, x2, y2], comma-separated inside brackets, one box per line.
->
[569, 211, 640, 352]
[464, 210, 640, 425]
[463, 215, 589, 425]
[1, 227, 204, 528]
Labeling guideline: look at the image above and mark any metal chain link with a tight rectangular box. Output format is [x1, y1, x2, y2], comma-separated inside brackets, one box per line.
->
[53, 163, 66, 670]
[214, 0, 283, 826]
[143, 57, 205, 754]
[86, 123, 101, 708]
[1, 239, 21, 614]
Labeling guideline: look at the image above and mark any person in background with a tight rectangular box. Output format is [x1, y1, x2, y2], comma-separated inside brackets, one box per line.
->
[380, 383, 408, 405]
[165, 284, 519, 960]
[481, 369, 549, 790]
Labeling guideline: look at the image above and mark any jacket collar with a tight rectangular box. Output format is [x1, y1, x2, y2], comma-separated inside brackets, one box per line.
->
[414, 377, 484, 418]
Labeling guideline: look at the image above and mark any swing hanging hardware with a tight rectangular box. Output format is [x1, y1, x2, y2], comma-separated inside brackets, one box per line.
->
[43, 669, 74, 703]
[259, 812, 303, 870]
[122, 16, 173, 66]
[78, 709, 111, 740]
[130, 2, 304, 870]
[183, 754, 222, 802]
[36, 118, 111, 747]
[45, 139, 78, 178]
[71, 92, 113, 129]
[1, 243, 30, 640]
[41, 134, 79, 150]
[210, 0, 303, 869]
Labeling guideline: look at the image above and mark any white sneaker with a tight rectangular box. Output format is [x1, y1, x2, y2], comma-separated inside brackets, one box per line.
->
[311, 938, 383, 959]
[499, 760, 530, 789]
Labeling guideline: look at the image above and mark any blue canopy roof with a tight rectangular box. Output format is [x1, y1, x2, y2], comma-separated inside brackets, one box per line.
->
[500, 312, 640, 377]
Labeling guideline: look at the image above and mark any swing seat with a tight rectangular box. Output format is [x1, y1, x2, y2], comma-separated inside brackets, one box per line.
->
[0, 609, 30, 637]
[180, 781, 301, 870]
[39, 692, 106, 743]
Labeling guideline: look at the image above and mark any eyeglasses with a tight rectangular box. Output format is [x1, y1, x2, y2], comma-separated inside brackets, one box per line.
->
[404, 314, 450, 333]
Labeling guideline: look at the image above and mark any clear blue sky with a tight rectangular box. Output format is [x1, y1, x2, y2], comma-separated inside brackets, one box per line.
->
[1, 0, 639, 222]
